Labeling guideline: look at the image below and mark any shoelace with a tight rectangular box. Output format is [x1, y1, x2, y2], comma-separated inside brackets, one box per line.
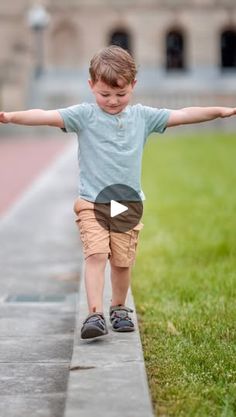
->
[83, 313, 105, 325]
[110, 306, 133, 321]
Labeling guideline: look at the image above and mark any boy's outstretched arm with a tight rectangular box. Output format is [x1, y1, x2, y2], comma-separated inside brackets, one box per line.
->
[0, 109, 64, 128]
[167, 107, 236, 127]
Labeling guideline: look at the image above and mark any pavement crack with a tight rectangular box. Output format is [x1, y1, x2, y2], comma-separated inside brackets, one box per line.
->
[70, 365, 96, 371]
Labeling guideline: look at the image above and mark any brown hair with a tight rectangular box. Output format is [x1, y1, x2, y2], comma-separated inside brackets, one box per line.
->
[89, 45, 137, 87]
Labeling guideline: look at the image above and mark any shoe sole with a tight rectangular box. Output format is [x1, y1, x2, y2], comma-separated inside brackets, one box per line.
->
[111, 326, 135, 332]
[81, 325, 108, 339]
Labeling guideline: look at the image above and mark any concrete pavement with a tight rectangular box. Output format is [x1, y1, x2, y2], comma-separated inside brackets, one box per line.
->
[0, 138, 154, 417]
[0, 141, 81, 417]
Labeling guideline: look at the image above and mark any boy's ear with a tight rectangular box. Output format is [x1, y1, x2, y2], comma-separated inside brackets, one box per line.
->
[131, 79, 137, 88]
[88, 79, 94, 89]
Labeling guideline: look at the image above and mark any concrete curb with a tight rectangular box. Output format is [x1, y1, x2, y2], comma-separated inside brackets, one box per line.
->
[64, 265, 155, 417]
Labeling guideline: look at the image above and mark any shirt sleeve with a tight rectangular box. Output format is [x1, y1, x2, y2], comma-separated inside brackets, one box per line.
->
[140, 105, 171, 136]
[57, 103, 92, 133]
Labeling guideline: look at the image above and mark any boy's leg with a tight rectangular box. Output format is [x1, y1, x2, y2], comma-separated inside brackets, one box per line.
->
[81, 253, 108, 339]
[109, 224, 141, 306]
[108, 224, 143, 332]
[110, 264, 131, 307]
[73, 198, 111, 338]
[109, 264, 135, 332]
[85, 253, 108, 313]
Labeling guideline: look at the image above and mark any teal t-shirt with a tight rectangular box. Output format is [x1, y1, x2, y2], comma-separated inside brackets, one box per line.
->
[58, 103, 170, 202]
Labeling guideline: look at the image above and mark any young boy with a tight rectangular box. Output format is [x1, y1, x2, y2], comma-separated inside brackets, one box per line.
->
[0, 46, 235, 339]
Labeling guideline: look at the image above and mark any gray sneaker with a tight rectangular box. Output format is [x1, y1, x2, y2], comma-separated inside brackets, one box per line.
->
[109, 305, 135, 332]
[81, 312, 108, 339]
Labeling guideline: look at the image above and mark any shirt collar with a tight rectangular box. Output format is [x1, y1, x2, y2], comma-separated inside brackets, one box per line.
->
[96, 104, 129, 117]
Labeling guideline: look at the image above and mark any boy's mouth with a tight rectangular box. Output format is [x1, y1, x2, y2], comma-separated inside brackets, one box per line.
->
[107, 107, 122, 114]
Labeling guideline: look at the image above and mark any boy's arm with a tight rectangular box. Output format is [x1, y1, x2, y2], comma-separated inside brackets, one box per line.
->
[167, 107, 236, 127]
[0, 109, 64, 128]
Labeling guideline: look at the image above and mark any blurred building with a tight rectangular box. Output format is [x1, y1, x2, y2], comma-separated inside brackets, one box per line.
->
[0, 0, 236, 111]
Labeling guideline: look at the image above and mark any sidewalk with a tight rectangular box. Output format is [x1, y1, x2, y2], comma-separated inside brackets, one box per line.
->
[0, 139, 154, 417]
[0, 142, 80, 417]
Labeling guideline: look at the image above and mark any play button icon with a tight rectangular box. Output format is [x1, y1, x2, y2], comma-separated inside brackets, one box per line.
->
[94, 184, 143, 233]
[110, 200, 128, 218]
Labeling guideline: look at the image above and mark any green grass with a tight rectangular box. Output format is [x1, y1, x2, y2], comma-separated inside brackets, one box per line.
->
[132, 132, 236, 417]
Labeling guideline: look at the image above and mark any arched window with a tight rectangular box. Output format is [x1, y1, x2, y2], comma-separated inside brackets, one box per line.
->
[109, 29, 132, 54]
[221, 29, 236, 69]
[166, 29, 185, 70]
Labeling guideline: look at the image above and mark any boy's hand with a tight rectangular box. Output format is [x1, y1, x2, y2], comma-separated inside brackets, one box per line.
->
[220, 108, 236, 118]
[0, 112, 10, 124]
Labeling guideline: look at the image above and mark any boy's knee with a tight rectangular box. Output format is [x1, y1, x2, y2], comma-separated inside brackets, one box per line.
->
[111, 264, 130, 271]
[86, 253, 108, 264]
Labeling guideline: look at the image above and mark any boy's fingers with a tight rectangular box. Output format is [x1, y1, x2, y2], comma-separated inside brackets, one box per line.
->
[0, 112, 8, 123]
[224, 109, 236, 118]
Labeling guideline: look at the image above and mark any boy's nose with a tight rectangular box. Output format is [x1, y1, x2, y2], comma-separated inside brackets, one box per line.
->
[108, 97, 118, 105]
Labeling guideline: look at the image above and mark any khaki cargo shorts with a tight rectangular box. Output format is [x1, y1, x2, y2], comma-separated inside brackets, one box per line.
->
[74, 198, 143, 267]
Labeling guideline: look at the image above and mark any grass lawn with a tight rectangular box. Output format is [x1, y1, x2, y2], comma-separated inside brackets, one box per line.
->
[132, 132, 236, 417]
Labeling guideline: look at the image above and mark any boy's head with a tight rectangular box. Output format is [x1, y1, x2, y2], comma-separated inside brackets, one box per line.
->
[88, 46, 137, 115]
[89, 45, 137, 87]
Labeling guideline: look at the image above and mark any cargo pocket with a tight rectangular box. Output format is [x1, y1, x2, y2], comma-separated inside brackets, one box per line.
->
[128, 222, 144, 262]
[77, 221, 89, 251]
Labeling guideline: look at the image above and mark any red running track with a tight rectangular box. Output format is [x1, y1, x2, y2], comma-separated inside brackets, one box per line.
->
[0, 137, 69, 216]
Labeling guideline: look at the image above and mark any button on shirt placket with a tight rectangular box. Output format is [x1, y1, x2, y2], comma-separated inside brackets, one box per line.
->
[116, 115, 125, 141]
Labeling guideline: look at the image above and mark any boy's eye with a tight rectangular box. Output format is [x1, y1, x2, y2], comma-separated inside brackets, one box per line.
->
[100, 93, 126, 97]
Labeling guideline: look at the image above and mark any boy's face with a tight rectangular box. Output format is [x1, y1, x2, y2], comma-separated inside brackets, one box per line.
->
[89, 79, 136, 115]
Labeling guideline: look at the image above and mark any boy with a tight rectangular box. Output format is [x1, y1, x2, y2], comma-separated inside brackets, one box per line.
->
[0, 45, 235, 339]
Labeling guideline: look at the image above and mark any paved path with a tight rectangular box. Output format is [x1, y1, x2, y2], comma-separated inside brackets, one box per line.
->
[0, 141, 81, 417]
